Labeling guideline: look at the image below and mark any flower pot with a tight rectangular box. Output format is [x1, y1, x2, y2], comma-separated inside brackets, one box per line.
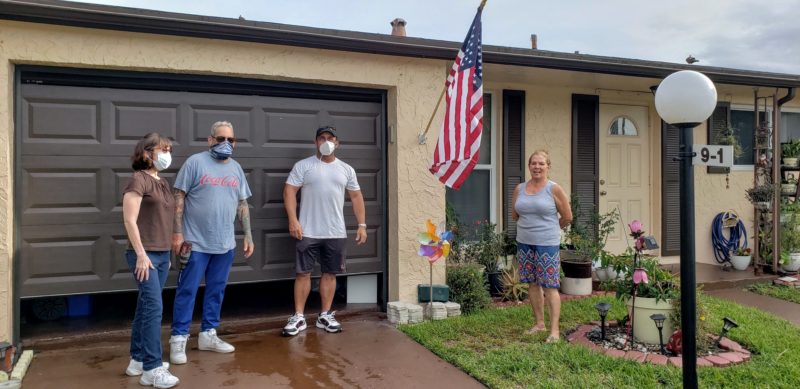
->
[782, 253, 800, 272]
[782, 184, 797, 195]
[784, 157, 799, 167]
[606, 266, 624, 280]
[561, 259, 592, 278]
[625, 297, 674, 345]
[486, 271, 504, 297]
[754, 201, 771, 211]
[595, 267, 609, 281]
[561, 277, 593, 296]
[730, 255, 751, 271]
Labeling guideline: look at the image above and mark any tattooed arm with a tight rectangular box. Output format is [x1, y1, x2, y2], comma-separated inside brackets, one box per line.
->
[238, 199, 254, 258]
[172, 189, 186, 253]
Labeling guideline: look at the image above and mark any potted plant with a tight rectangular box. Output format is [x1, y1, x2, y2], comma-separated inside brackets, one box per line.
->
[729, 247, 752, 271]
[614, 222, 679, 345]
[468, 220, 506, 296]
[745, 183, 776, 211]
[782, 142, 798, 167]
[782, 173, 798, 195]
[780, 226, 800, 272]
[561, 195, 618, 295]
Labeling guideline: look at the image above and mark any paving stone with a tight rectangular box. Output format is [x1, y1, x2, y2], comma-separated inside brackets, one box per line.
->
[718, 337, 744, 352]
[718, 352, 744, 364]
[696, 357, 713, 367]
[605, 349, 625, 358]
[668, 357, 683, 368]
[646, 354, 669, 365]
[704, 355, 731, 367]
[624, 351, 646, 363]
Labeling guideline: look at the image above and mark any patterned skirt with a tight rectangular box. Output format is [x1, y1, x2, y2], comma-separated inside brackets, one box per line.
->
[517, 243, 561, 289]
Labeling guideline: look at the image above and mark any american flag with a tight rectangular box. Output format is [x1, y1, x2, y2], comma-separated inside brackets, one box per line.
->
[429, 7, 484, 190]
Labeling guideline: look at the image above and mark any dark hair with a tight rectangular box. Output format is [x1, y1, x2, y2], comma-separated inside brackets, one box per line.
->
[131, 133, 171, 171]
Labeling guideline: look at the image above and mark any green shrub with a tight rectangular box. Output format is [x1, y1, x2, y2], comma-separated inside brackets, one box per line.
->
[446, 264, 491, 314]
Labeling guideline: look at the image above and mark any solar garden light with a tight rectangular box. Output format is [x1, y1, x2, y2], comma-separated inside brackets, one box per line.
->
[595, 302, 612, 341]
[650, 313, 668, 355]
[716, 317, 739, 347]
[655, 70, 718, 389]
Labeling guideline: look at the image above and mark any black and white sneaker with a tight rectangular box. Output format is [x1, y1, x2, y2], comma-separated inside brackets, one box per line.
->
[282, 313, 307, 336]
[316, 311, 342, 333]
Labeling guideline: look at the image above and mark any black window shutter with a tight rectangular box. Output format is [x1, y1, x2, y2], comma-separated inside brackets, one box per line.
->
[661, 120, 681, 256]
[571, 94, 599, 231]
[503, 90, 525, 239]
[707, 102, 731, 174]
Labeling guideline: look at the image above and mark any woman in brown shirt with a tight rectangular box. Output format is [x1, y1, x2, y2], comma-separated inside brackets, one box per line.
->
[122, 133, 180, 388]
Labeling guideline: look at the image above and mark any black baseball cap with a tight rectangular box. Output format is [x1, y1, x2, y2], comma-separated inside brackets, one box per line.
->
[316, 126, 337, 138]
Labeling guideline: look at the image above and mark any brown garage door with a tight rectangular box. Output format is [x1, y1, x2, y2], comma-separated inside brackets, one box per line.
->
[17, 70, 385, 298]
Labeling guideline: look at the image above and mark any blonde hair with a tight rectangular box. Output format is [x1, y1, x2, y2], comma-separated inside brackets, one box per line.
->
[528, 149, 551, 167]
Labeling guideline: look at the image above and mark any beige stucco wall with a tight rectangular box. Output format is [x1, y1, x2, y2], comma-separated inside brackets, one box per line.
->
[0, 20, 450, 340]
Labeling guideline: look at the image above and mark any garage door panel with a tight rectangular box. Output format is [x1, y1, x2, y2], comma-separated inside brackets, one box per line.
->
[19, 80, 384, 297]
[25, 99, 100, 143]
[113, 103, 179, 142]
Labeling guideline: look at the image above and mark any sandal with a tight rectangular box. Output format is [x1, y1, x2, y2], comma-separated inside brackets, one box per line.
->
[545, 335, 561, 343]
[525, 325, 546, 335]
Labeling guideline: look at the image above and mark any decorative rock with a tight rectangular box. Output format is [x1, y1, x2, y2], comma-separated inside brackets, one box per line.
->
[704, 355, 731, 367]
[718, 337, 744, 352]
[387, 301, 409, 324]
[646, 354, 669, 365]
[668, 357, 683, 368]
[696, 357, 713, 367]
[718, 352, 744, 364]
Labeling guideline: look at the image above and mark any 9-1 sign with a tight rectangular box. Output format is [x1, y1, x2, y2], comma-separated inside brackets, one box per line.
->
[692, 145, 733, 167]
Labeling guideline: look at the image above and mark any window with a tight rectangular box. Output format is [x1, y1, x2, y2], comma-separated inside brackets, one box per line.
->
[608, 115, 638, 136]
[781, 111, 800, 142]
[729, 109, 757, 166]
[446, 93, 495, 227]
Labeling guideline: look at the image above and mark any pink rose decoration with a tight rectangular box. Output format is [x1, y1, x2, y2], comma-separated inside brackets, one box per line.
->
[635, 236, 644, 252]
[633, 268, 649, 285]
[629, 220, 643, 235]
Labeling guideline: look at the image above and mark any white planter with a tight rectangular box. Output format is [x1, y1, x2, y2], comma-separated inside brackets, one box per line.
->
[595, 268, 609, 281]
[782, 184, 797, 195]
[730, 255, 751, 271]
[754, 202, 771, 211]
[784, 158, 799, 167]
[626, 297, 674, 345]
[561, 276, 592, 296]
[782, 253, 800, 272]
[606, 266, 624, 280]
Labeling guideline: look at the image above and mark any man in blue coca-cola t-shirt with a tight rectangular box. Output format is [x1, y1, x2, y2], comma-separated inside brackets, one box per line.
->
[168, 120, 253, 365]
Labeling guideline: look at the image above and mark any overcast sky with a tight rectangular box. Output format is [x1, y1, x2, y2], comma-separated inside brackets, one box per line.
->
[78, 0, 800, 75]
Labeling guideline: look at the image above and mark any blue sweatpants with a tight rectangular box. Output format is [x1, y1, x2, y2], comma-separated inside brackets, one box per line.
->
[171, 249, 235, 335]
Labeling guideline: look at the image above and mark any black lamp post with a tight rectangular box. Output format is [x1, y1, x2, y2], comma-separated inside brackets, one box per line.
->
[650, 313, 668, 355]
[716, 317, 739, 347]
[655, 70, 718, 389]
[595, 302, 612, 341]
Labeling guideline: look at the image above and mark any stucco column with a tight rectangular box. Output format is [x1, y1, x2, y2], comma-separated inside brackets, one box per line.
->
[0, 58, 14, 342]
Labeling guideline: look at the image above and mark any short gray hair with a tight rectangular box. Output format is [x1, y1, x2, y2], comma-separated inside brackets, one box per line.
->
[211, 121, 234, 136]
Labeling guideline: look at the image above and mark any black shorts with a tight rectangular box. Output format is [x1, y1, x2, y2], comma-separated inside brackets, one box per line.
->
[296, 237, 347, 274]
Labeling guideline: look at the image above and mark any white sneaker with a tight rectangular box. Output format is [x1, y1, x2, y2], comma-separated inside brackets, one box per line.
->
[198, 329, 235, 353]
[316, 311, 342, 333]
[169, 335, 188, 365]
[125, 359, 169, 376]
[282, 313, 307, 336]
[139, 366, 180, 388]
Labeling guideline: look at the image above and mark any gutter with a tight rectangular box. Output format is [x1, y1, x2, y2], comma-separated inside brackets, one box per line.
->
[1, 0, 800, 88]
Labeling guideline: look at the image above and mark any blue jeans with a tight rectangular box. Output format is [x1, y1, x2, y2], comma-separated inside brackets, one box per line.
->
[126, 250, 170, 371]
[171, 249, 235, 335]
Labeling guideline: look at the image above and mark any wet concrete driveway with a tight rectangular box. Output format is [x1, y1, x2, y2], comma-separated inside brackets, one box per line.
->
[22, 316, 485, 388]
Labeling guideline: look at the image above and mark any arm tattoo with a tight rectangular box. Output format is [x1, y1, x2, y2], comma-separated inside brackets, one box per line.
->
[173, 189, 185, 234]
[238, 199, 253, 244]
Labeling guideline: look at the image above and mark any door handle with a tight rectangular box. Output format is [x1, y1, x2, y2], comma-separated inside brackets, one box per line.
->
[600, 190, 607, 196]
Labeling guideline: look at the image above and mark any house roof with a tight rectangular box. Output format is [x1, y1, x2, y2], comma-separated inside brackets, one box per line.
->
[2, 0, 800, 89]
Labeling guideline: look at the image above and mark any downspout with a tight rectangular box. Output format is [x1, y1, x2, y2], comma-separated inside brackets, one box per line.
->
[773, 88, 795, 272]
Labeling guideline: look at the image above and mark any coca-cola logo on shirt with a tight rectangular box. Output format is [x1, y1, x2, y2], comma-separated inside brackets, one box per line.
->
[199, 174, 239, 188]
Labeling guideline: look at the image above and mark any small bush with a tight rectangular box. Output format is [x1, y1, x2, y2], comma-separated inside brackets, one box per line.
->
[446, 263, 491, 314]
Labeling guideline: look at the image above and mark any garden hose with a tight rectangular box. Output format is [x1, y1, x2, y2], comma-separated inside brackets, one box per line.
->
[711, 211, 748, 264]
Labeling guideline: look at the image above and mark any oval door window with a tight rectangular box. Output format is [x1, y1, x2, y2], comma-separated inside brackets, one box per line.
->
[609, 115, 638, 136]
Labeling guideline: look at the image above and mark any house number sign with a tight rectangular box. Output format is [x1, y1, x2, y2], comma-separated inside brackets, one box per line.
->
[692, 145, 733, 167]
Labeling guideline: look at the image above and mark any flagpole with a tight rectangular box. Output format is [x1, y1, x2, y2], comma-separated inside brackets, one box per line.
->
[417, 0, 487, 145]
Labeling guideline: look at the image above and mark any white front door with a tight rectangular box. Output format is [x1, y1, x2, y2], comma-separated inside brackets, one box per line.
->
[599, 104, 651, 254]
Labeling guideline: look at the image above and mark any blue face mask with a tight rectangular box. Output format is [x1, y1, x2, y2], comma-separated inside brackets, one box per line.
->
[209, 141, 233, 160]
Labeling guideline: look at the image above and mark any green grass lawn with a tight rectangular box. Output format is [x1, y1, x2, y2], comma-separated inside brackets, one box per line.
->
[748, 282, 800, 305]
[400, 296, 800, 388]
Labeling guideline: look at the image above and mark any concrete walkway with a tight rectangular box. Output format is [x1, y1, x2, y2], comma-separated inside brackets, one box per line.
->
[21, 315, 486, 389]
[707, 287, 800, 326]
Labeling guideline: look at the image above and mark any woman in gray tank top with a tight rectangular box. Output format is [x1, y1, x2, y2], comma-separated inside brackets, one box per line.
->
[511, 150, 573, 342]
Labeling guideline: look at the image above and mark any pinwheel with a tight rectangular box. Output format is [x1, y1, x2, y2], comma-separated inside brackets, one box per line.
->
[418, 219, 453, 319]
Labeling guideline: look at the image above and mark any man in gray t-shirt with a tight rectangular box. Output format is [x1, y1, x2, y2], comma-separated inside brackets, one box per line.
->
[168, 121, 254, 365]
[282, 126, 367, 336]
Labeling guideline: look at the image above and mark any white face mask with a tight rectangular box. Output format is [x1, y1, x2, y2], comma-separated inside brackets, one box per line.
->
[319, 140, 336, 156]
[153, 151, 172, 171]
